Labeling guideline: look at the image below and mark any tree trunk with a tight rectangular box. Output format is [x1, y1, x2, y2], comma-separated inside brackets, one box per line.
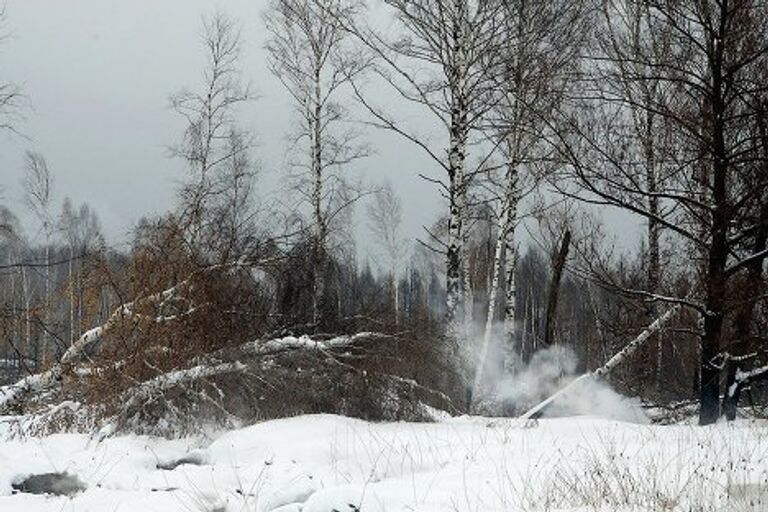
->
[645, 139, 662, 394]
[311, 65, 326, 329]
[445, 150, 465, 353]
[21, 267, 32, 369]
[699, 222, 726, 425]
[68, 245, 75, 346]
[724, 363, 768, 421]
[462, 242, 473, 330]
[502, 165, 520, 372]
[472, 196, 512, 401]
[503, 239, 518, 371]
[722, 103, 768, 420]
[42, 243, 50, 364]
[390, 266, 400, 327]
[543, 229, 571, 346]
[699, 57, 729, 426]
[444, 3, 469, 386]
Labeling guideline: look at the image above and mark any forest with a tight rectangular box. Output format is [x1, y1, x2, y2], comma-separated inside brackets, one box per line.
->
[0, 0, 766, 445]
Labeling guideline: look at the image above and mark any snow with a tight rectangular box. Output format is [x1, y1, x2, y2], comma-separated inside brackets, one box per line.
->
[242, 332, 388, 355]
[1, 413, 767, 511]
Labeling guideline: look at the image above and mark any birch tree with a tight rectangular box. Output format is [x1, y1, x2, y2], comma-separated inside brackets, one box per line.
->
[264, 0, 368, 329]
[59, 199, 104, 346]
[22, 151, 54, 365]
[170, 12, 253, 264]
[522, 302, 682, 420]
[494, 0, 586, 348]
[596, 0, 681, 392]
[598, 0, 678, 294]
[367, 181, 405, 325]
[472, 0, 587, 401]
[333, 0, 506, 380]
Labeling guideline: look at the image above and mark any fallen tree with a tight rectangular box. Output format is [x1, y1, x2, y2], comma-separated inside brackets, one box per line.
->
[0, 261, 259, 414]
[3, 328, 459, 437]
[723, 361, 768, 420]
[522, 303, 681, 420]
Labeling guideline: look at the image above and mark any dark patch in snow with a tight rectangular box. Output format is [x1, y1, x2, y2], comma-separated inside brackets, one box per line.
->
[156, 451, 207, 470]
[12, 472, 86, 496]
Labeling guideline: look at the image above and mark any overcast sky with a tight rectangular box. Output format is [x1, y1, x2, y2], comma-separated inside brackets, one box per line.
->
[0, 0, 445, 257]
[0, 0, 640, 260]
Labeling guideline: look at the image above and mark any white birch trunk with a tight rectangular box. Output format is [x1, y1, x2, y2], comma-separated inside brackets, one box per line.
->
[472, 160, 520, 401]
[502, 233, 518, 371]
[472, 201, 510, 399]
[593, 304, 680, 378]
[502, 184, 520, 372]
[120, 361, 247, 411]
[68, 244, 75, 346]
[446, 164, 466, 369]
[392, 265, 399, 327]
[43, 243, 50, 365]
[21, 266, 32, 367]
[311, 64, 325, 327]
[462, 227, 473, 331]
[444, 0, 469, 375]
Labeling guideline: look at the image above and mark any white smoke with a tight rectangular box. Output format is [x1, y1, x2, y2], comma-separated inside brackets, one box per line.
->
[497, 345, 577, 407]
[475, 327, 647, 424]
[544, 373, 649, 424]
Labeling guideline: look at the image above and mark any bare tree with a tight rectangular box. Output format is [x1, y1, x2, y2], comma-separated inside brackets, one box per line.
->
[367, 181, 405, 325]
[0, 7, 22, 141]
[59, 199, 104, 345]
[598, 0, 678, 293]
[264, 0, 369, 328]
[559, 0, 768, 424]
[22, 151, 54, 365]
[472, 0, 588, 402]
[332, 0, 507, 384]
[596, 0, 681, 391]
[23, 152, 53, 237]
[170, 12, 254, 263]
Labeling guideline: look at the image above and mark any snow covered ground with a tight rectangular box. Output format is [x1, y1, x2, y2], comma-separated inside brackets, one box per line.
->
[1, 413, 767, 511]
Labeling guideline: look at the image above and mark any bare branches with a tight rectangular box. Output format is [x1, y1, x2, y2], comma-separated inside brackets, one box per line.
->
[22, 152, 53, 235]
[265, 0, 370, 327]
[0, 7, 24, 138]
[170, 12, 259, 265]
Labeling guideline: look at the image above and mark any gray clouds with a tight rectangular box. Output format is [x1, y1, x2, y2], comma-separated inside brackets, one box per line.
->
[0, 0, 442, 253]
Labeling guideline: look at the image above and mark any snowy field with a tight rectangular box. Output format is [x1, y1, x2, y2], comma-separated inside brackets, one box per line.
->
[1, 414, 767, 511]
